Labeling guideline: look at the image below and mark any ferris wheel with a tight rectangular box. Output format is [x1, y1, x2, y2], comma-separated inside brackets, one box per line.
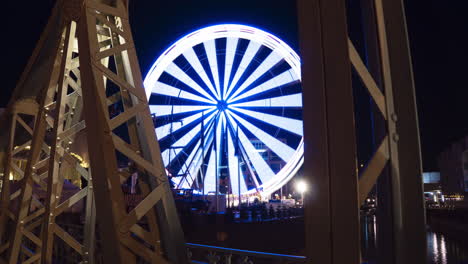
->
[144, 24, 303, 197]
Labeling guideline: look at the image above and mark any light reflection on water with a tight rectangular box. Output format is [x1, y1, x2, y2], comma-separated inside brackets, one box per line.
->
[426, 228, 468, 264]
[361, 215, 468, 264]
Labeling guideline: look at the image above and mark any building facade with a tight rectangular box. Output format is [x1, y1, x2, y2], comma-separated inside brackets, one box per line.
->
[438, 135, 468, 194]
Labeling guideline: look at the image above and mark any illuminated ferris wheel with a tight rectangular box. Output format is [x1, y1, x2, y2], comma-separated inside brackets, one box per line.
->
[144, 24, 303, 197]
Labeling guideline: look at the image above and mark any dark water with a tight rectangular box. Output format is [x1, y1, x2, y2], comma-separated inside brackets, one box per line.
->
[361, 215, 468, 264]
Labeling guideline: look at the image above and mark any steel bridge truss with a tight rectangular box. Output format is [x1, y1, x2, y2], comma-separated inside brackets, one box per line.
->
[298, 0, 426, 264]
[0, 1, 186, 263]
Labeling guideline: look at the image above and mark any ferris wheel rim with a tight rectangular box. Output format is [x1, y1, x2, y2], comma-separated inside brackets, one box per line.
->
[144, 23, 303, 197]
[144, 24, 301, 98]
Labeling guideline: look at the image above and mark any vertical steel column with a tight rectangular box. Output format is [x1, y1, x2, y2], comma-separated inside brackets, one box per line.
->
[78, 1, 187, 263]
[0, 114, 16, 244]
[378, 0, 427, 263]
[298, 0, 361, 263]
[77, 7, 137, 263]
[40, 22, 75, 263]
[359, 1, 395, 263]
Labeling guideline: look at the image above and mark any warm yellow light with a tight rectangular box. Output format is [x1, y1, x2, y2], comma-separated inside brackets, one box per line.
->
[25, 146, 31, 150]
[70, 152, 89, 168]
[9, 173, 14, 180]
[81, 161, 89, 168]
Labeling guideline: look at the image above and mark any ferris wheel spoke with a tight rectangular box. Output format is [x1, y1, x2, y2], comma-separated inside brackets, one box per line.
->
[230, 93, 303, 108]
[161, 123, 203, 165]
[157, 72, 213, 101]
[227, 110, 295, 162]
[227, 128, 248, 195]
[153, 107, 215, 130]
[225, 112, 275, 184]
[214, 114, 224, 194]
[231, 81, 301, 106]
[176, 140, 202, 189]
[203, 147, 217, 193]
[203, 39, 222, 99]
[150, 95, 214, 107]
[165, 62, 217, 102]
[228, 59, 292, 102]
[230, 106, 303, 136]
[149, 105, 215, 117]
[223, 37, 239, 100]
[228, 69, 299, 104]
[171, 137, 202, 188]
[151, 81, 215, 104]
[159, 110, 217, 151]
[156, 109, 216, 140]
[228, 51, 283, 101]
[178, 118, 217, 189]
[162, 111, 218, 167]
[225, 41, 261, 99]
[228, 106, 303, 120]
[183, 48, 220, 101]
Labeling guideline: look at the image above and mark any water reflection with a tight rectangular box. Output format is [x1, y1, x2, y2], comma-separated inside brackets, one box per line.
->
[361, 215, 468, 264]
[361, 215, 377, 263]
[427, 228, 468, 264]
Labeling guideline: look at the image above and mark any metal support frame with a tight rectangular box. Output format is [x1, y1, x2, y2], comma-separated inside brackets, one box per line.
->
[298, 0, 426, 263]
[298, 0, 360, 263]
[0, 100, 39, 247]
[0, 0, 187, 263]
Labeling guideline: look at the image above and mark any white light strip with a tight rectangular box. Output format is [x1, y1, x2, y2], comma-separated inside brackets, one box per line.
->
[228, 69, 298, 103]
[203, 39, 221, 100]
[230, 93, 303, 108]
[153, 81, 215, 104]
[227, 128, 248, 195]
[176, 139, 201, 189]
[228, 51, 283, 101]
[149, 105, 215, 117]
[183, 48, 220, 100]
[223, 37, 238, 100]
[228, 110, 295, 162]
[161, 148, 179, 175]
[179, 121, 216, 189]
[230, 106, 303, 136]
[171, 171, 182, 186]
[155, 109, 217, 140]
[215, 113, 224, 169]
[225, 112, 275, 184]
[167, 113, 217, 181]
[164, 62, 216, 102]
[224, 41, 261, 99]
[203, 149, 217, 193]
[161, 124, 201, 165]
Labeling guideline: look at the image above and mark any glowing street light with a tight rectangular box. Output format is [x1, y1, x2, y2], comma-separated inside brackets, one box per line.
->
[296, 180, 307, 206]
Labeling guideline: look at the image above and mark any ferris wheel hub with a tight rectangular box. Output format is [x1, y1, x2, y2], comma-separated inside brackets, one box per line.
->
[217, 100, 229, 112]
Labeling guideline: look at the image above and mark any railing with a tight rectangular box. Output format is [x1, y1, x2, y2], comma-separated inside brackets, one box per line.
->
[187, 243, 306, 264]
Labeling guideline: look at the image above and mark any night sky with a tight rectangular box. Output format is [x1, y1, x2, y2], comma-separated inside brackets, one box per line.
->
[1, 0, 467, 171]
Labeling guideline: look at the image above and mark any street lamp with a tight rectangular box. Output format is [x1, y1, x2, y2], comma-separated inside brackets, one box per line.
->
[296, 180, 307, 206]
